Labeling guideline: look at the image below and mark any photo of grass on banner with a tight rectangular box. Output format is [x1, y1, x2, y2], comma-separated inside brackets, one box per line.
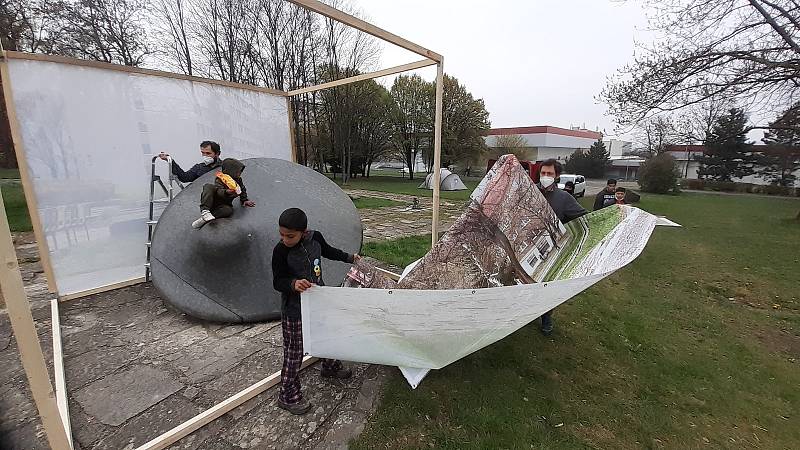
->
[303, 154, 678, 388]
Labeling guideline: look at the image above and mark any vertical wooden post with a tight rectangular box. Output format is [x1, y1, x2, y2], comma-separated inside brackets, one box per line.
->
[51, 299, 73, 449]
[286, 96, 298, 164]
[431, 61, 444, 247]
[0, 191, 71, 450]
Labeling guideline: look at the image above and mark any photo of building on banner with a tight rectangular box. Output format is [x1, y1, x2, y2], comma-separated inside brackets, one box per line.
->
[303, 155, 677, 388]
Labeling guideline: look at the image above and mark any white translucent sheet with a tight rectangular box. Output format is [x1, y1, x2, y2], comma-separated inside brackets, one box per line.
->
[302, 207, 672, 388]
[6, 58, 292, 295]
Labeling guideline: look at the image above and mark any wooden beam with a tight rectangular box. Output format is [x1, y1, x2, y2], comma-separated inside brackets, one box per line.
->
[286, 97, 298, 163]
[0, 191, 71, 450]
[286, 0, 442, 62]
[135, 356, 318, 450]
[431, 62, 444, 247]
[58, 277, 145, 302]
[287, 59, 436, 96]
[2, 51, 288, 97]
[0, 53, 58, 293]
[50, 299, 73, 449]
[374, 266, 402, 281]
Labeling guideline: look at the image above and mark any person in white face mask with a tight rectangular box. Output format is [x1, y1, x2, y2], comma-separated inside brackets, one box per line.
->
[536, 158, 587, 336]
[159, 140, 223, 183]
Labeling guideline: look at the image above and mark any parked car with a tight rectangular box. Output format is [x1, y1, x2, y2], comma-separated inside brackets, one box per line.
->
[557, 174, 586, 197]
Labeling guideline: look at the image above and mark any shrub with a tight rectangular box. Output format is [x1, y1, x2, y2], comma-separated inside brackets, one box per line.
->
[685, 179, 705, 190]
[638, 153, 680, 194]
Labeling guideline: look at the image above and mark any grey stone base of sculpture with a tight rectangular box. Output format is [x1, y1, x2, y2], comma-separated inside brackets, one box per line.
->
[150, 158, 362, 323]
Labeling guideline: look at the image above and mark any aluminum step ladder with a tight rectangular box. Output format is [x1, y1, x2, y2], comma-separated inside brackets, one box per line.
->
[145, 155, 184, 281]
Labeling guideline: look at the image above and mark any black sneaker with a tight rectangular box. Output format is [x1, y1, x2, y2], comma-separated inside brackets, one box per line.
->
[540, 314, 554, 336]
[321, 367, 353, 379]
[277, 397, 311, 415]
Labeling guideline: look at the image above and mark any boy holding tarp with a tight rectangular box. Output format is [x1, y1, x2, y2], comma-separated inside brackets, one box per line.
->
[271, 208, 359, 415]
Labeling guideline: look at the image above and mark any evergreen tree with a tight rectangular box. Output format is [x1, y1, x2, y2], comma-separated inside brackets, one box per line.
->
[565, 149, 591, 175]
[638, 153, 680, 193]
[697, 108, 755, 181]
[760, 103, 800, 187]
[585, 139, 610, 178]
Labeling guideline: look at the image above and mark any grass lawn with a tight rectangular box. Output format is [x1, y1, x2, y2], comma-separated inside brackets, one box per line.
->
[0, 169, 20, 179]
[351, 196, 405, 210]
[351, 193, 800, 449]
[1, 182, 32, 232]
[363, 234, 432, 268]
[331, 174, 480, 202]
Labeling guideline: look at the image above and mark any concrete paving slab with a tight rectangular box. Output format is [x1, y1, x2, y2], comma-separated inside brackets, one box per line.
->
[74, 365, 183, 426]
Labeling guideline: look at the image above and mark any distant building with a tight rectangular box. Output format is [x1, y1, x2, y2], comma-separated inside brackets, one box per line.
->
[483, 125, 602, 166]
[603, 139, 633, 158]
[606, 156, 645, 181]
[665, 144, 800, 185]
[663, 145, 706, 180]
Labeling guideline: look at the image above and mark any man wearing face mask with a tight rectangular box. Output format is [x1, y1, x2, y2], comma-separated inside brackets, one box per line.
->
[536, 158, 587, 336]
[159, 140, 223, 183]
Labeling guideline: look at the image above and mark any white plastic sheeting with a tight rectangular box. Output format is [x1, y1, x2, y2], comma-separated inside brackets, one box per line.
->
[5, 57, 292, 295]
[302, 206, 668, 388]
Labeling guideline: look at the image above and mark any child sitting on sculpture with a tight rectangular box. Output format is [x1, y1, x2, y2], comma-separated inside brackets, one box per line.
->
[191, 158, 256, 229]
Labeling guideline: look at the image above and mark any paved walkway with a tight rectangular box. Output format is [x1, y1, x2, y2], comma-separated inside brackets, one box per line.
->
[0, 233, 394, 450]
[0, 190, 465, 449]
[345, 189, 466, 242]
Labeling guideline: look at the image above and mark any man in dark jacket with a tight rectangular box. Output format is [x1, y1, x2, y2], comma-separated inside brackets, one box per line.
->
[191, 158, 255, 229]
[593, 179, 617, 211]
[537, 158, 587, 335]
[159, 140, 222, 182]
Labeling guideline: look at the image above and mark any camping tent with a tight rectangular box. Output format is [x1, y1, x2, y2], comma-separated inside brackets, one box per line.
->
[419, 168, 467, 191]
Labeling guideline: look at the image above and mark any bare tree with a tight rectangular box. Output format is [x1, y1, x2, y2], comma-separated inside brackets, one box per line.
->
[602, 0, 800, 132]
[153, 0, 195, 75]
[493, 134, 528, 158]
[193, 0, 258, 82]
[60, 0, 154, 66]
[634, 115, 678, 156]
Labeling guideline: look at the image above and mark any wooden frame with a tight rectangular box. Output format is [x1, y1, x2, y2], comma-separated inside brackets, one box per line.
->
[285, 0, 442, 62]
[1, 1, 444, 448]
[287, 59, 437, 96]
[431, 63, 444, 246]
[58, 277, 146, 302]
[2, 51, 286, 97]
[51, 299, 74, 449]
[0, 191, 71, 449]
[135, 356, 317, 450]
[286, 97, 299, 164]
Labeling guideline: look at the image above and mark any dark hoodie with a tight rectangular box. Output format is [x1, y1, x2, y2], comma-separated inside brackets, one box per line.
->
[272, 231, 354, 319]
[171, 157, 222, 182]
[213, 158, 249, 206]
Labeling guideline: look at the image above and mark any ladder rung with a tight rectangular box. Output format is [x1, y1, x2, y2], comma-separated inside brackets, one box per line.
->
[152, 198, 170, 203]
[147, 220, 158, 225]
[146, 242, 151, 247]
[144, 262, 150, 268]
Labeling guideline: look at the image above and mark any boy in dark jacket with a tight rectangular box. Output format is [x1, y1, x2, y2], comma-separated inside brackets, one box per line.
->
[191, 158, 256, 229]
[271, 208, 360, 415]
[614, 187, 628, 205]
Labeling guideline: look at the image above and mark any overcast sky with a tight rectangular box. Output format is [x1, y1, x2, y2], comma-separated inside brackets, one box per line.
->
[359, 0, 651, 139]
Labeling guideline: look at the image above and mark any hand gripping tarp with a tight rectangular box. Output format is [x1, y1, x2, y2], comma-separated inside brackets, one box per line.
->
[301, 155, 679, 388]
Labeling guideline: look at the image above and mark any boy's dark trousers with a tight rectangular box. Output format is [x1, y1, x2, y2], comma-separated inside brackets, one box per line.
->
[200, 184, 234, 218]
[279, 314, 343, 405]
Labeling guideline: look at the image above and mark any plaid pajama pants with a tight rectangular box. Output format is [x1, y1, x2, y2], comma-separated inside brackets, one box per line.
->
[279, 315, 343, 405]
